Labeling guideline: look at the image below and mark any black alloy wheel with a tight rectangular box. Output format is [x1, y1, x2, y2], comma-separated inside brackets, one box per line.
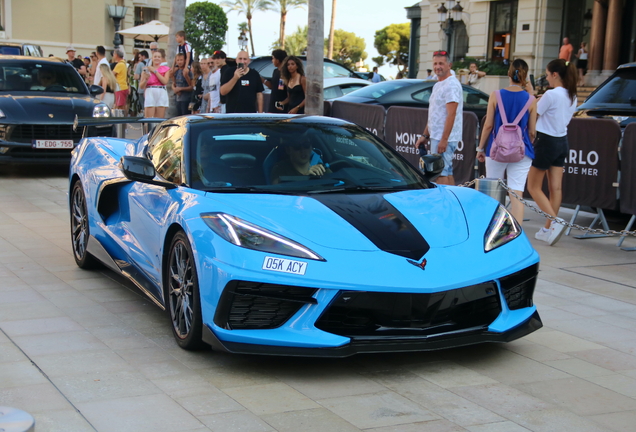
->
[165, 231, 204, 350]
[70, 181, 99, 269]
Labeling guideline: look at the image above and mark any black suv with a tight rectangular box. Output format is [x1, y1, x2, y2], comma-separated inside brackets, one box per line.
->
[576, 62, 636, 128]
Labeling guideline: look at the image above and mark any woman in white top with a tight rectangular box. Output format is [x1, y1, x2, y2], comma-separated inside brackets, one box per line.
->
[527, 59, 578, 246]
[577, 42, 588, 86]
[98, 64, 117, 109]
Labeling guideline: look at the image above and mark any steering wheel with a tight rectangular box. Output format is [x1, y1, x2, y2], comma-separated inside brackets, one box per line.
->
[45, 85, 67, 92]
[327, 159, 353, 171]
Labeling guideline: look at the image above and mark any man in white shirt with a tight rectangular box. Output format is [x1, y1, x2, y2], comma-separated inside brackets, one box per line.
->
[92, 46, 110, 90]
[415, 50, 463, 185]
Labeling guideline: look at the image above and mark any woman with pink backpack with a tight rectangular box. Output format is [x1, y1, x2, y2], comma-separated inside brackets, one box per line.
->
[477, 59, 537, 227]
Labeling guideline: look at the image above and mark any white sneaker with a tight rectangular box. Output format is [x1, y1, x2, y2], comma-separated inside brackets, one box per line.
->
[535, 228, 550, 243]
[547, 218, 566, 246]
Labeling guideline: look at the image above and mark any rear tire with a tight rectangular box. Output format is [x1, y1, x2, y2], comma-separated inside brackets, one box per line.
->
[70, 181, 100, 269]
[165, 231, 205, 350]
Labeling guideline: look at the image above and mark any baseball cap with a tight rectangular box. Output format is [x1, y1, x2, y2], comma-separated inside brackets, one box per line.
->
[212, 50, 226, 59]
[66, 46, 76, 53]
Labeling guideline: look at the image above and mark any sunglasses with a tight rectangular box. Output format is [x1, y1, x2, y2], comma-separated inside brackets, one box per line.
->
[433, 51, 448, 56]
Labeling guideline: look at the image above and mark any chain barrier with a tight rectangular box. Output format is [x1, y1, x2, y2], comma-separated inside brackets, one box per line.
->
[457, 177, 636, 238]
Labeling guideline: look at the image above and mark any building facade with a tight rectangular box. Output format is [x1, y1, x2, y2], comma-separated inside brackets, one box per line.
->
[0, 0, 170, 58]
[410, 0, 636, 85]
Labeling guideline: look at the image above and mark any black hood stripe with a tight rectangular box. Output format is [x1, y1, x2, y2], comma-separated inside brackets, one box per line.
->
[312, 193, 429, 260]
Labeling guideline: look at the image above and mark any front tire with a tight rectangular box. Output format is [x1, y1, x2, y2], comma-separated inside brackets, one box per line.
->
[165, 231, 204, 350]
[70, 181, 99, 269]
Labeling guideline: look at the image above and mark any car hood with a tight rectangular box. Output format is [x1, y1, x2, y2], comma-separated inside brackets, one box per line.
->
[205, 186, 468, 255]
[0, 94, 99, 124]
[337, 95, 376, 104]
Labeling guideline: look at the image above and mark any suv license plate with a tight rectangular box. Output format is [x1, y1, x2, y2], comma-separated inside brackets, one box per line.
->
[32, 140, 74, 149]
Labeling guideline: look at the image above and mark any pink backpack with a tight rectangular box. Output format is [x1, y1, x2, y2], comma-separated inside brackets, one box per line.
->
[490, 91, 535, 163]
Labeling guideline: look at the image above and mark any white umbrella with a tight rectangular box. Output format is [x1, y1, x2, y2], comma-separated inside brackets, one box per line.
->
[117, 20, 169, 42]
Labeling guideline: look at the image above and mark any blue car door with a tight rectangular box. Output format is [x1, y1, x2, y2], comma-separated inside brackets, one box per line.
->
[124, 124, 185, 291]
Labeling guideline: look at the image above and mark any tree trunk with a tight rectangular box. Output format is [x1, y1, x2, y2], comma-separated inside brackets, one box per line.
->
[248, 16, 255, 56]
[167, 0, 185, 118]
[306, 0, 324, 115]
[327, 0, 336, 59]
[280, 11, 287, 49]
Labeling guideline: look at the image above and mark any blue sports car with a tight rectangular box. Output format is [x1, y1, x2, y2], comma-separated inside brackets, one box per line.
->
[69, 114, 541, 357]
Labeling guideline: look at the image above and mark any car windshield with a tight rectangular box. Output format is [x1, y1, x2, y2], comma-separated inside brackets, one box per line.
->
[585, 68, 636, 106]
[0, 61, 87, 94]
[344, 80, 416, 99]
[255, 59, 352, 79]
[188, 121, 430, 193]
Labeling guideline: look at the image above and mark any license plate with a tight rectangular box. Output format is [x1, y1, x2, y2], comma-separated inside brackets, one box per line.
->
[262, 256, 308, 275]
[32, 139, 74, 149]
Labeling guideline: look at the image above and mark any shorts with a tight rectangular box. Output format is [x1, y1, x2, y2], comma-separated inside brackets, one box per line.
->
[578, 59, 587, 69]
[532, 132, 569, 170]
[430, 138, 459, 177]
[486, 155, 532, 191]
[145, 87, 169, 108]
[115, 89, 129, 107]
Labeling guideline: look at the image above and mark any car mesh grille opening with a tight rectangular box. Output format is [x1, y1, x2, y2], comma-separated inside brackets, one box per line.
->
[499, 263, 539, 310]
[10, 124, 83, 143]
[214, 281, 318, 330]
[315, 283, 501, 338]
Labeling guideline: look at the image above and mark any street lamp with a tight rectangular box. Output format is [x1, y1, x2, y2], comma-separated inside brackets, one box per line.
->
[238, 31, 248, 53]
[108, 5, 128, 49]
[437, 1, 464, 60]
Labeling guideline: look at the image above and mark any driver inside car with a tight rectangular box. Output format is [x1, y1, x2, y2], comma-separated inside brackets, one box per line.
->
[271, 140, 331, 184]
[34, 69, 59, 90]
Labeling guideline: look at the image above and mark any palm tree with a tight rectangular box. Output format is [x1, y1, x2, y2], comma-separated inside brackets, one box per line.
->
[221, 0, 273, 56]
[306, 0, 323, 115]
[327, 0, 336, 59]
[272, 0, 307, 50]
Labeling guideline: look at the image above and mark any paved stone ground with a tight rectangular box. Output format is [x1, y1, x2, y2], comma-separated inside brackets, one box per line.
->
[1, 167, 636, 432]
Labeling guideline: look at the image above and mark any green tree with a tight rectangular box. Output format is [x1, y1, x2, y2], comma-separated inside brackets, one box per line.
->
[185, 2, 228, 57]
[374, 23, 410, 74]
[285, 25, 308, 56]
[272, 0, 307, 50]
[324, 29, 367, 70]
[221, 0, 273, 56]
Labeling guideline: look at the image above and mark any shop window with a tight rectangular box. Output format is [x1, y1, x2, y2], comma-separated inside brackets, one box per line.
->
[133, 7, 159, 48]
[488, 0, 518, 64]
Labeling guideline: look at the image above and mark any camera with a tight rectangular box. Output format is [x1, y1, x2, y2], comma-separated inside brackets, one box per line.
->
[238, 62, 245, 69]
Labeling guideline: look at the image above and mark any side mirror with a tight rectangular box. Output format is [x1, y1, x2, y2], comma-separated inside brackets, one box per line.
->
[419, 154, 444, 181]
[89, 85, 104, 96]
[120, 156, 177, 189]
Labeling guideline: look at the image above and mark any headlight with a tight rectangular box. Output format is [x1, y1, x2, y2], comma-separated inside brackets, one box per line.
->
[92, 104, 111, 118]
[0, 108, 5, 118]
[202, 213, 324, 261]
[484, 205, 521, 252]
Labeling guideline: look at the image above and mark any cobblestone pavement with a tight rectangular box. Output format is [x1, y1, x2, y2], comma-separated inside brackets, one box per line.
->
[1, 167, 636, 432]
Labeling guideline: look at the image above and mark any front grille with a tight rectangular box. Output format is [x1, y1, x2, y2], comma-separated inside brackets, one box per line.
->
[499, 264, 539, 310]
[315, 283, 501, 338]
[214, 281, 318, 330]
[10, 124, 83, 143]
[7, 147, 72, 159]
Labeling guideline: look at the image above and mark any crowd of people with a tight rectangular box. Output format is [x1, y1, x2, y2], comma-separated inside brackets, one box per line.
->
[62, 30, 310, 118]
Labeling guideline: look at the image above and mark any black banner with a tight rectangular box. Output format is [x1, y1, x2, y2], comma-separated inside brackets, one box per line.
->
[621, 123, 636, 215]
[384, 106, 428, 168]
[455, 112, 478, 186]
[331, 101, 385, 140]
[561, 118, 620, 209]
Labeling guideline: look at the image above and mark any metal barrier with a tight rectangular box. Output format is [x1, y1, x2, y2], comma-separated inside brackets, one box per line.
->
[619, 123, 636, 250]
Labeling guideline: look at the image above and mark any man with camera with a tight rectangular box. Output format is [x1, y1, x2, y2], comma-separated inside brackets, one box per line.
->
[220, 51, 264, 113]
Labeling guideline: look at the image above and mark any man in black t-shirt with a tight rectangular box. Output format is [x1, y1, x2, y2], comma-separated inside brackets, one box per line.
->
[66, 46, 87, 79]
[220, 51, 264, 113]
[264, 49, 288, 113]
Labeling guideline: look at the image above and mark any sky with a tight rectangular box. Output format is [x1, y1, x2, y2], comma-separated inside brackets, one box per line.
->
[186, 0, 419, 79]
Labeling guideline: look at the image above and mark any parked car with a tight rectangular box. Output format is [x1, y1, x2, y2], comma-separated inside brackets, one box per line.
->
[70, 113, 542, 356]
[355, 71, 387, 82]
[0, 56, 112, 163]
[337, 79, 491, 120]
[0, 42, 43, 57]
[250, 55, 366, 81]
[323, 77, 371, 100]
[575, 62, 636, 128]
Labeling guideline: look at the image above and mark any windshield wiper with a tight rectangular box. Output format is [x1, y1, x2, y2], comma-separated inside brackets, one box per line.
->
[307, 185, 409, 194]
[203, 186, 296, 195]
